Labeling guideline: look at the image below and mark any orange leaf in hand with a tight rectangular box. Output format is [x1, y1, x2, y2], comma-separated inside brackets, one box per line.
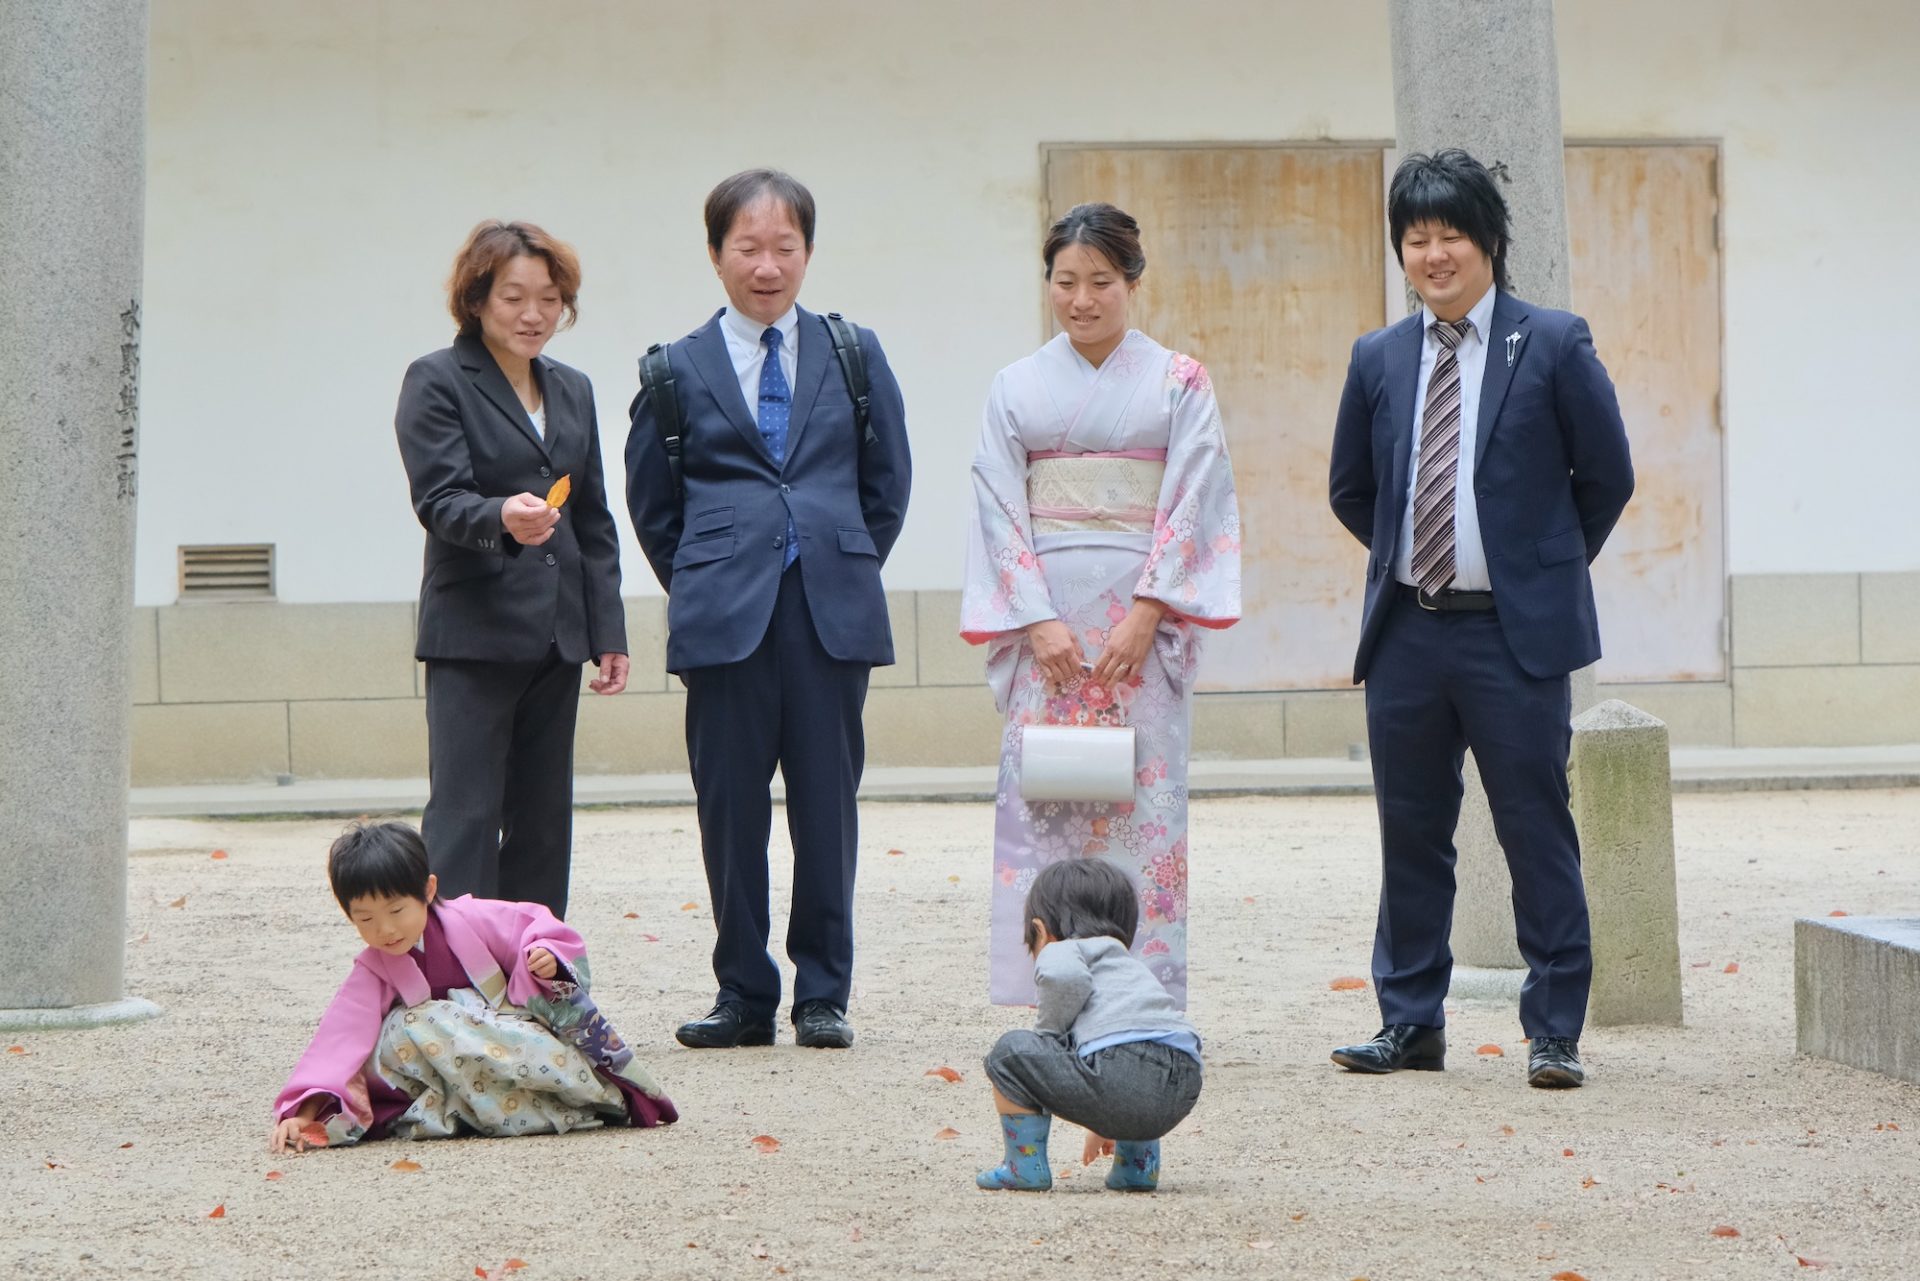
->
[207, 1204, 226, 1219]
[545, 474, 572, 509]
[299, 1122, 329, 1148]
[1710, 1224, 1740, 1238]
[750, 1134, 781, 1154]
[1476, 1044, 1505, 1056]
[1328, 976, 1368, 991]
[925, 1066, 963, 1083]
[390, 1158, 423, 1172]
[933, 1127, 961, 1140]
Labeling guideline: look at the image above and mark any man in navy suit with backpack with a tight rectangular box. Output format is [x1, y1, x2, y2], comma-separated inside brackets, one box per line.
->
[626, 169, 911, 1050]
[1328, 150, 1634, 1088]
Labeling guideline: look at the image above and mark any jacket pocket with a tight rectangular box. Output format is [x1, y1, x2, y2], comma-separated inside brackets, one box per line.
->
[434, 553, 505, 587]
[1536, 527, 1586, 566]
[688, 505, 735, 537]
[672, 535, 736, 570]
[836, 526, 878, 557]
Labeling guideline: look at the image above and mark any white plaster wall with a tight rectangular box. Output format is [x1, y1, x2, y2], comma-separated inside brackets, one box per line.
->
[135, 0, 1919, 606]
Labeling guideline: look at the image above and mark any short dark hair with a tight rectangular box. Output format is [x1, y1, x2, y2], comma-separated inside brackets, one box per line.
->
[704, 168, 817, 253]
[445, 220, 581, 338]
[1022, 858, 1140, 953]
[1043, 202, 1146, 282]
[327, 821, 432, 912]
[1387, 149, 1511, 291]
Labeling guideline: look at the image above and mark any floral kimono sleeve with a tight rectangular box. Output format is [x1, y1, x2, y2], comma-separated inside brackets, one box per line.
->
[960, 371, 1055, 644]
[1135, 354, 1242, 627]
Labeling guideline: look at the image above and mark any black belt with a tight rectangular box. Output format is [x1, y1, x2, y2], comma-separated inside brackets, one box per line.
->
[1397, 582, 1496, 612]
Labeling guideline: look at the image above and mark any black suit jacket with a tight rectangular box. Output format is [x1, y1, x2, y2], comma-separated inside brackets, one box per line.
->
[1329, 291, 1635, 682]
[395, 333, 626, 665]
[624, 307, 911, 673]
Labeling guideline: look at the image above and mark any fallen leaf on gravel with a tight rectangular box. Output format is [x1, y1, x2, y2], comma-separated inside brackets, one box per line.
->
[1290, 1213, 1307, 1222]
[1689, 960, 1710, 968]
[1551, 1272, 1589, 1281]
[1874, 1122, 1901, 1131]
[119, 1142, 133, 1150]
[6, 1046, 24, 1054]
[1499, 1125, 1516, 1136]
[642, 933, 660, 942]
[1328, 976, 1367, 991]
[45, 1161, 64, 1170]
[1710, 1224, 1740, 1238]
[1476, 1044, 1504, 1056]
[947, 875, 960, 884]
[1246, 1240, 1274, 1250]
[934, 1127, 961, 1140]
[1724, 962, 1740, 974]
[504, 1264, 526, 1275]
[1055, 1165, 1076, 1179]
[390, 1158, 422, 1172]
[775, 1268, 789, 1275]
[887, 848, 905, 857]
[264, 1170, 282, 1181]
[1474, 1176, 1486, 1184]
[849, 1226, 863, 1243]
[622, 912, 639, 919]
[299, 1122, 329, 1148]
[211, 849, 228, 860]
[1796, 1257, 1828, 1269]
[169, 895, 187, 908]
[207, 1204, 226, 1219]
[1829, 910, 1849, 917]
[925, 1066, 963, 1083]
[750, 1135, 781, 1154]
[475, 1269, 489, 1280]
[130, 933, 149, 944]
[1243, 896, 1255, 904]
[680, 902, 698, 911]
[1535, 1222, 1553, 1230]
[1581, 1176, 1598, 1189]
[1562, 1148, 1575, 1157]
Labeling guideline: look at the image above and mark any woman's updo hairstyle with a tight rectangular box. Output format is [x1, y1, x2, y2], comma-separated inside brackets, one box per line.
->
[1043, 203, 1146, 283]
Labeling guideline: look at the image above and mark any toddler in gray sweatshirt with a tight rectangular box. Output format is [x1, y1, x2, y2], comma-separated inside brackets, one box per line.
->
[977, 859, 1203, 1192]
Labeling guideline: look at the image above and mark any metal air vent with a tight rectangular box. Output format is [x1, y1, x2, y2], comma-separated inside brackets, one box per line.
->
[178, 543, 275, 600]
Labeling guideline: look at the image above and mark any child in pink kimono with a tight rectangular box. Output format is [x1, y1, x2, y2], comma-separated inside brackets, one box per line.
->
[269, 822, 676, 1152]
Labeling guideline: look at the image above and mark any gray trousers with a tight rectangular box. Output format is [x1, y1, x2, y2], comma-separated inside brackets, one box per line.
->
[984, 1029, 1202, 1142]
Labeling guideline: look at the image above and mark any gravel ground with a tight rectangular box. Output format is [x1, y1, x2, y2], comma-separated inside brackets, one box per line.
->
[4, 789, 1918, 1280]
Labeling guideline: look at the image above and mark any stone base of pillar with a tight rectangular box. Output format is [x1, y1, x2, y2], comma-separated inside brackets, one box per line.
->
[1449, 965, 1524, 1003]
[0, 998, 162, 1033]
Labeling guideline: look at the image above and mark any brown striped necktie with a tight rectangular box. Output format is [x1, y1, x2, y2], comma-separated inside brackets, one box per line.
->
[1410, 318, 1472, 595]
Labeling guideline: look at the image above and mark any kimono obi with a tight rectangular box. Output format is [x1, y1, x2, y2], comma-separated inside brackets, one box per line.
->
[1026, 450, 1166, 535]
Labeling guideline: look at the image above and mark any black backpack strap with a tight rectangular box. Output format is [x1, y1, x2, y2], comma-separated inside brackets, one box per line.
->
[823, 312, 876, 448]
[637, 341, 685, 499]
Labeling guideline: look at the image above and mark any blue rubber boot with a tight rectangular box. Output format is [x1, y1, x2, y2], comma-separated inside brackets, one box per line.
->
[1106, 1139, 1161, 1191]
[975, 1113, 1052, 1190]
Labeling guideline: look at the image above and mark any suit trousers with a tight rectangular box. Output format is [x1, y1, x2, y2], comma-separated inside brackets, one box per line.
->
[422, 646, 582, 918]
[1363, 593, 1592, 1039]
[683, 563, 870, 1019]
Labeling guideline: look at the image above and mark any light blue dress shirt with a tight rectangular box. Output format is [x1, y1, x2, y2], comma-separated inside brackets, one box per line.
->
[1394, 285, 1499, 592]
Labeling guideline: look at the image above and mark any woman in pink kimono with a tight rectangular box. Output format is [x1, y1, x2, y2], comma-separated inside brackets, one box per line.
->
[270, 822, 675, 1151]
[962, 204, 1241, 1009]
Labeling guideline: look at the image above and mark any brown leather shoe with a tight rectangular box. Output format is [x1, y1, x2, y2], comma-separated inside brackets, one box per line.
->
[1527, 1036, 1585, 1088]
[1331, 1024, 1446, 1073]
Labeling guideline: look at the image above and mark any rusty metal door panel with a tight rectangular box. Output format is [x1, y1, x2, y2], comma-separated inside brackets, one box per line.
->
[1567, 144, 1727, 682]
[1044, 146, 1385, 691]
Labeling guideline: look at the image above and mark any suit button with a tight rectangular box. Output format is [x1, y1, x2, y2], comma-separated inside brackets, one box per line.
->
[540, 466, 551, 478]
[781, 484, 791, 494]
[544, 553, 557, 566]
[773, 537, 783, 549]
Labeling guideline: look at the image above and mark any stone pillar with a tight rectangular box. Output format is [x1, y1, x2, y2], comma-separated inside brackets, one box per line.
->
[1388, 0, 1593, 979]
[0, 0, 158, 1029]
[1569, 700, 1682, 1026]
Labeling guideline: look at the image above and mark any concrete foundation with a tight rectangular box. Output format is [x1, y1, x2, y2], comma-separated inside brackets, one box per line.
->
[1796, 916, 1920, 1086]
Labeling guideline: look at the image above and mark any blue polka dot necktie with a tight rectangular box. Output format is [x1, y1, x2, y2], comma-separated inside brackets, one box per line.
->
[759, 327, 798, 568]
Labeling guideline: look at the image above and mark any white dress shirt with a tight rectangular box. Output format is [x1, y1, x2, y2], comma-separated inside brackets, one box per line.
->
[719, 304, 799, 422]
[1394, 285, 1499, 591]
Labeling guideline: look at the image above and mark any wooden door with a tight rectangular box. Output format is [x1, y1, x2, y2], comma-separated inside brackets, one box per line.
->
[1566, 144, 1727, 681]
[1044, 146, 1385, 691]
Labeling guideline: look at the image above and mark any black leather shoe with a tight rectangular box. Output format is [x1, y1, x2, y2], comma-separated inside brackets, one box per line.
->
[1527, 1036, 1585, 1088]
[1330, 1024, 1446, 1073]
[792, 999, 855, 1049]
[675, 1002, 775, 1049]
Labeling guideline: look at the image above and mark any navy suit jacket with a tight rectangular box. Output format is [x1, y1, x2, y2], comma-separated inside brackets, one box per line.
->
[624, 307, 912, 674]
[395, 333, 626, 665]
[1328, 291, 1634, 682]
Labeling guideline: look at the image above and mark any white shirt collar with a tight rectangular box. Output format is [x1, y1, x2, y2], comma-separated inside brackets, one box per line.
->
[721, 304, 799, 351]
[1421, 285, 1497, 344]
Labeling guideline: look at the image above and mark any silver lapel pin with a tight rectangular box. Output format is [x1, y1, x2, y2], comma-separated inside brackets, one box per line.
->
[1505, 331, 1522, 367]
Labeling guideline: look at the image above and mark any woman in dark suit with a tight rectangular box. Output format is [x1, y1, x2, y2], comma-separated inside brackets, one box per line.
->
[394, 221, 628, 918]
